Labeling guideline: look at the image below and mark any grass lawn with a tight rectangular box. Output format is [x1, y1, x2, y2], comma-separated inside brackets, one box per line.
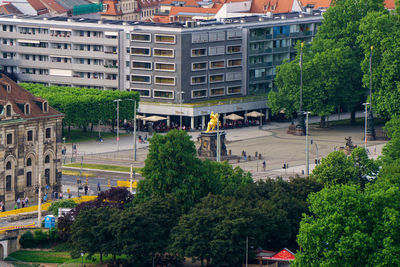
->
[6, 250, 128, 264]
[64, 163, 142, 173]
[63, 128, 129, 143]
[315, 116, 387, 127]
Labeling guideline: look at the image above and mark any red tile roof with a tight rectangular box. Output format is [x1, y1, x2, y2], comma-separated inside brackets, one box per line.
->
[0, 3, 22, 14]
[100, 0, 122, 15]
[151, 15, 170, 22]
[40, 0, 68, 13]
[262, 248, 295, 261]
[384, 0, 395, 9]
[250, 0, 294, 13]
[300, 0, 330, 9]
[26, 0, 49, 15]
[169, 5, 221, 15]
[160, 0, 199, 6]
[0, 75, 63, 120]
[139, 0, 162, 8]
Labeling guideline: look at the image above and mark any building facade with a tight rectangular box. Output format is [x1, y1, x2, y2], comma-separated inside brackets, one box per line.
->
[0, 74, 63, 204]
[0, 12, 321, 128]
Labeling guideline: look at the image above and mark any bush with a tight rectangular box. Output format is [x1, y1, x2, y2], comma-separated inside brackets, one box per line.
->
[33, 230, 48, 245]
[48, 199, 77, 216]
[19, 231, 35, 248]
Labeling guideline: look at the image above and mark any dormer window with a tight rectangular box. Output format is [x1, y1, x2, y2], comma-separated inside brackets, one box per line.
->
[6, 104, 11, 117]
[25, 103, 30, 115]
[43, 102, 48, 113]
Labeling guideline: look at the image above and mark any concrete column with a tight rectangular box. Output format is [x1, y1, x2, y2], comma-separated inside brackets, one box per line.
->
[167, 115, 170, 128]
[266, 109, 270, 121]
[222, 113, 226, 126]
[202, 115, 206, 130]
[260, 109, 263, 126]
[191, 116, 195, 130]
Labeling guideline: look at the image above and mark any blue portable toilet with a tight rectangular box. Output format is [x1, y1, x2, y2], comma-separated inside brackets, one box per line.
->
[44, 215, 56, 229]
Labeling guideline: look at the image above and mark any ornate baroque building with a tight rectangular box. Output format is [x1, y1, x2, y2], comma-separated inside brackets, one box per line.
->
[0, 74, 63, 204]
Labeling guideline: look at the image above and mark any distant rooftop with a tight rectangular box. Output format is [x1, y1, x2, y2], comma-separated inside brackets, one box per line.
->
[0, 10, 323, 28]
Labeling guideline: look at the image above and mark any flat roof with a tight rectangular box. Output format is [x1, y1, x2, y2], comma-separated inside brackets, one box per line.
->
[0, 10, 323, 29]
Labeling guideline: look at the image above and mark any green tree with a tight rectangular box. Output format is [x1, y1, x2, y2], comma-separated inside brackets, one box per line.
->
[48, 199, 77, 216]
[71, 207, 121, 262]
[381, 116, 400, 163]
[350, 147, 380, 186]
[311, 151, 358, 186]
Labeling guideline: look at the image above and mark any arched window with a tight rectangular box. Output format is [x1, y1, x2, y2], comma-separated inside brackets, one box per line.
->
[45, 168, 50, 185]
[6, 161, 11, 170]
[27, 158, 32, 166]
[45, 155, 50, 163]
[26, 171, 32, 187]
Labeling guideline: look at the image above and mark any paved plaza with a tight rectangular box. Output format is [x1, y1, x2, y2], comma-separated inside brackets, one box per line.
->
[63, 111, 388, 179]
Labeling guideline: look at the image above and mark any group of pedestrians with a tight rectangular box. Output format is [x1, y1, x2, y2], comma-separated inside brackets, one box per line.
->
[11, 197, 29, 210]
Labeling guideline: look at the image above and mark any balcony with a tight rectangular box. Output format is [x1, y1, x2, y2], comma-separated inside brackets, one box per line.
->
[249, 48, 273, 55]
[273, 34, 289, 39]
[248, 62, 273, 68]
[249, 75, 274, 82]
[273, 47, 289, 53]
[249, 34, 273, 41]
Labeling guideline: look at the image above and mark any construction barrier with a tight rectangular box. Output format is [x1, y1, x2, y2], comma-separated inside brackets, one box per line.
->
[117, 180, 138, 189]
[0, 196, 96, 218]
[0, 222, 35, 234]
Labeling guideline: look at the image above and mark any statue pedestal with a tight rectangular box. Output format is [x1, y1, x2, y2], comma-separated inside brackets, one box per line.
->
[197, 131, 227, 158]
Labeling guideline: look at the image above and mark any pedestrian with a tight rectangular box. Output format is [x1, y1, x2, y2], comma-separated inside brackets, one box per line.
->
[14, 203, 17, 210]
[22, 199, 25, 208]
[263, 160, 266, 171]
[43, 194, 48, 202]
[2, 205, 5, 212]
[64, 146, 67, 155]
[16, 198, 21, 209]
[97, 182, 101, 192]
[59, 192, 63, 199]
[25, 196, 29, 206]
[84, 185, 88, 195]
[67, 188, 71, 199]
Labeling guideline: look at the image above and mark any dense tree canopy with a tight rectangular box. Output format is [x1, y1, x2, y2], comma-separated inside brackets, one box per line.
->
[21, 83, 139, 130]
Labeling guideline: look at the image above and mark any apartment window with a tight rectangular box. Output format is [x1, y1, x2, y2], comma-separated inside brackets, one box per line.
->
[26, 172, 32, 187]
[6, 175, 11, 191]
[154, 90, 174, 99]
[227, 59, 242, 67]
[27, 158, 32, 166]
[6, 133, 12, 145]
[227, 45, 241, 54]
[210, 87, 225, 96]
[227, 29, 242, 40]
[6, 104, 11, 116]
[153, 48, 174, 57]
[191, 48, 206, 57]
[209, 31, 225, 42]
[132, 61, 152, 70]
[209, 74, 224, 83]
[155, 34, 175, 44]
[131, 33, 151, 42]
[155, 62, 175, 72]
[131, 47, 151, 56]
[192, 89, 207, 98]
[191, 76, 206, 85]
[45, 128, 51, 138]
[27, 130, 33, 141]
[192, 62, 207, 71]
[227, 86, 241, 94]
[132, 89, 151, 97]
[155, 76, 175, 85]
[209, 46, 225, 56]
[131, 75, 151, 84]
[192, 33, 208, 43]
[226, 72, 242, 81]
[210, 60, 225, 69]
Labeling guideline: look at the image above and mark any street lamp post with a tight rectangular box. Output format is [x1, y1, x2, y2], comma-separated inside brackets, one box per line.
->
[245, 236, 254, 267]
[217, 114, 220, 162]
[37, 173, 41, 227]
[177, 92, 184, 129]
[305, 111, 311, 176]
[363, 102, 369, 149]
[367, 46, 376, 140]
[113, 99, 122, 151]
[296, 43, 306, 135]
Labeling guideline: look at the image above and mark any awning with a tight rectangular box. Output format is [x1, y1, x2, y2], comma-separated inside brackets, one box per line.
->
[136, 115, 145, 119]
[245, 111, 264, 117]
[49, 28, 72, 31]
[18, 39, 40, 44]
[142, 115, 167, 122]
[262, 248, 295, 261]
[225, 114, 244, 120]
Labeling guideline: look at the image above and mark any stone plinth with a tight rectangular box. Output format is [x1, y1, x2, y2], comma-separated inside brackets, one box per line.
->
[197, 131, 227, 158]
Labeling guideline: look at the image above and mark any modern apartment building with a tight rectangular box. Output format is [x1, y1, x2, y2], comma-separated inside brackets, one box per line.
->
[0, 12, 322, 128]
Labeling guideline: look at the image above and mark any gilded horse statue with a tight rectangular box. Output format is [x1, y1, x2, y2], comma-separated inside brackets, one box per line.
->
[205, 112, 221, 133]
